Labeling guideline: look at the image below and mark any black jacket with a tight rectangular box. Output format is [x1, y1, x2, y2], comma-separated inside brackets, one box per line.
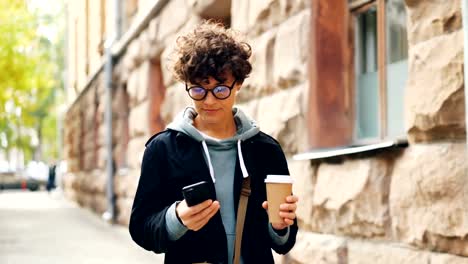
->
[129, 129, 298, 263]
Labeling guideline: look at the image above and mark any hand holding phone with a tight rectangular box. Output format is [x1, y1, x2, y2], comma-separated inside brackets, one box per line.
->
[178, 181, 219, 231]
[181, 181, 214, 206]
[176, 196, 220, 231]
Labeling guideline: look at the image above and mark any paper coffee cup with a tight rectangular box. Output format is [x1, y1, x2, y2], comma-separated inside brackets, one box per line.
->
[265, 175, 293, 224]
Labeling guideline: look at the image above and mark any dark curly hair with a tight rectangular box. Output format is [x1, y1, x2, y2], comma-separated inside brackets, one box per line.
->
[172, 20, 252, 84]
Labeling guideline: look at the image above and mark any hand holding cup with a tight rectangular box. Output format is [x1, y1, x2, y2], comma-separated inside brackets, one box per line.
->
[262, 195, 298, 230]
[263, 175, 297, 231]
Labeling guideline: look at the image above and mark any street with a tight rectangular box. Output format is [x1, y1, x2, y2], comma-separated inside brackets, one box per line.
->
[0, 190, 164, 264]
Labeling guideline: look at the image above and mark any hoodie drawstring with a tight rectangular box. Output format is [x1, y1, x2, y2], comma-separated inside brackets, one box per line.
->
[237, 140, 249, 178]
[201, 140, 250, 183]
[202, 140, 216, 183]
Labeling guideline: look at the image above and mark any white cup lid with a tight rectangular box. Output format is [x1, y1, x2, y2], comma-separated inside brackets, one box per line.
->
[264, 175, 293, 183]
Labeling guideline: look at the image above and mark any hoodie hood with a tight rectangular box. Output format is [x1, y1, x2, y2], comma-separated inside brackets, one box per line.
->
[166, 106, 260, 143]
[166, 106, 260, 183]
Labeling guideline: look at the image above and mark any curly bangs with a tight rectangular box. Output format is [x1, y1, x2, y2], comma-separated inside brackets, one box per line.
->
[172, 20, 252, 84]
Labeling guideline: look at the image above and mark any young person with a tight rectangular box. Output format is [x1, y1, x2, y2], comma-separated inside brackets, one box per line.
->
[129, 20, 298, 264]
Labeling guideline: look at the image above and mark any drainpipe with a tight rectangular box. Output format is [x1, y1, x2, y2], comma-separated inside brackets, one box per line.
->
[103, 38, 115, 223]
[103, 0, 122, 223]
[116, 0, 122, 39]
[462, 0, 468, 161]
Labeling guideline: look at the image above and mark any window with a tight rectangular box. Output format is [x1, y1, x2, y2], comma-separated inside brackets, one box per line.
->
[351, 0, 408, 142]
[304, 0, 408, 154]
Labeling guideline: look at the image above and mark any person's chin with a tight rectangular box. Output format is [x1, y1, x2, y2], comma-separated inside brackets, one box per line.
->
[202, 109, 221, 118]
[202, 116, 219, 123]
[201, 114, 221, 124]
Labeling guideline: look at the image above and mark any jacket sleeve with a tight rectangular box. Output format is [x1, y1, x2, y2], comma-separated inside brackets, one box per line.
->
[267, 142, 298, 255]
[129, 135, 174, 253]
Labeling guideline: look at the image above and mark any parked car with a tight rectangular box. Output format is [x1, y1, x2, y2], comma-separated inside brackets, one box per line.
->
[0, 161, 51, 191]
[0, 171, 41, 191]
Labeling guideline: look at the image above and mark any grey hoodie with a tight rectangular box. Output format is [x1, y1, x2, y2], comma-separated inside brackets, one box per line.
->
[164, 106, 289, 264]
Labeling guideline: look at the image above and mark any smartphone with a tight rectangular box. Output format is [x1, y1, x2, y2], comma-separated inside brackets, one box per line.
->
[181, 181, 214, 206]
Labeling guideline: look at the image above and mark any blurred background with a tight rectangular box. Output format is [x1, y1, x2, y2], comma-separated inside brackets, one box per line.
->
[1, 0, 468, 263]
[0, 0, 64, 187]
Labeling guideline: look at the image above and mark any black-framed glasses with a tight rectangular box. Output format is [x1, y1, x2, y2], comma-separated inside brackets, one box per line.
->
[185, 79, 237, 101]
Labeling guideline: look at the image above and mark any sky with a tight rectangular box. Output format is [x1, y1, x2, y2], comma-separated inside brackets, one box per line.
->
[27, 0, 64, 43]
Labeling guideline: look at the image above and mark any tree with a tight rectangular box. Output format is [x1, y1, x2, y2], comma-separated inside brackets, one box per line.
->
[0, 0, 64, 166]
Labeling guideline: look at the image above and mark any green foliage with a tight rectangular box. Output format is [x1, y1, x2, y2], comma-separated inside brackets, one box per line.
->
[0, 0, 64, 163]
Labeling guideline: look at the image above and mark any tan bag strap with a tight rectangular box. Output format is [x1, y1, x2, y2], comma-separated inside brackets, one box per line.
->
[233, 177, 251, 264]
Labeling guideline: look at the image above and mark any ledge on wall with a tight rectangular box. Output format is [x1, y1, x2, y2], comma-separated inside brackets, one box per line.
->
[292, 139, 409, 163]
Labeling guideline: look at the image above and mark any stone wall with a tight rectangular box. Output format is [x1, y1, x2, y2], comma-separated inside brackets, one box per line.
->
[63, 76, 108, 216]
[63, 0, 468, 262]
[282, 0, 468, 262]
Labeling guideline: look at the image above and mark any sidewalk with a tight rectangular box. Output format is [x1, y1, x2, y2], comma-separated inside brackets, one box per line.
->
[0, 190, 165, 264]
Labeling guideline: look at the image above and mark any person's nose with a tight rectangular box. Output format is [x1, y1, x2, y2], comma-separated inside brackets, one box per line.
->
[203, 90, 217, 105]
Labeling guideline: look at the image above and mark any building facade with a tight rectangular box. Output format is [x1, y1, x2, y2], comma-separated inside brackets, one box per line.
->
[63, 0, 468, 262]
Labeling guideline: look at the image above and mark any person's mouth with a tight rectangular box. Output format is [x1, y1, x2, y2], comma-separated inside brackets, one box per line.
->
[204, 108, 219, 113]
